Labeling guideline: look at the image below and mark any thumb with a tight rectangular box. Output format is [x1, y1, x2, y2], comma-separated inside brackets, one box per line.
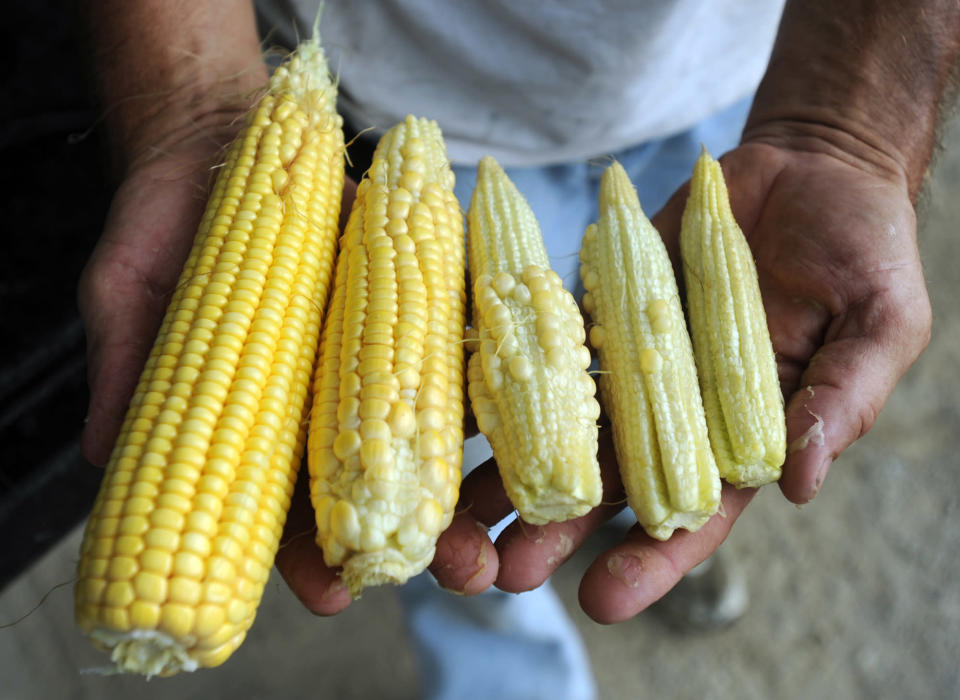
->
[779, 289, 931, 503]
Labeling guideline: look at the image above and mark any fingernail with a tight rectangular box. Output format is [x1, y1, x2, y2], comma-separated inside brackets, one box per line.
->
[808, 456, 832, 500]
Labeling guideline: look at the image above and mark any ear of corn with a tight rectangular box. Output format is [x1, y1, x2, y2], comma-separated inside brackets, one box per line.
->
[466, 156, 601, 525]
[307, 116, 466, 597]
[579, 161, 720, 540]
[74, 37, 344, 676]
[680, 149, 786, 488]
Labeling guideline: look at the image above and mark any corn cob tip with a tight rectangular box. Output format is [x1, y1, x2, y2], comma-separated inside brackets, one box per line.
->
[597, 160, 644, 214]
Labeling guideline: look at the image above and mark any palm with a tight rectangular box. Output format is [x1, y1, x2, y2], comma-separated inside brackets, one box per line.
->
[431, 141, 932, 622]
[716, 143, 929, 500]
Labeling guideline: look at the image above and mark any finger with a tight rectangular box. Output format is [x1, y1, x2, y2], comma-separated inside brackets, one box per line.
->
[494, 432, 627, 592]
[429, 511, 499, 595]
[78, 167, 207, 465]
[455, 457, 515, 526]
[427, 457, 508, 593]
[79, 254, 173, 466]
[779, 288, 931, 504]
[275, 469, 352, 615]
[578, 484, 754, 624]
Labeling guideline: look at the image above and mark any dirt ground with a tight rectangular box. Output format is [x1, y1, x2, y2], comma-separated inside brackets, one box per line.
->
[2, 92, 959, 700]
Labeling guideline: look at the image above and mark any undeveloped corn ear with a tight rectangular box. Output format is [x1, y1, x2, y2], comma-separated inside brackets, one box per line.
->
[307, 116, 466, 596]
[680, 148, 786, 488]
[466, 156, 601, 525]
[580, 161, 720, 540]
[74, 36, 344, 676]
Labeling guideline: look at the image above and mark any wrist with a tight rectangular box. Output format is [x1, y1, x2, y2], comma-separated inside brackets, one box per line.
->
[744, 0, 960, 200]
[741, 117, 912, 195]
[114, 73, 266, 176]
[81, 0, 268, 176]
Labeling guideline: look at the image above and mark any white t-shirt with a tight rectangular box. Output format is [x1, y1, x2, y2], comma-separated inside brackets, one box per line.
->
[256, 0, 784, 166]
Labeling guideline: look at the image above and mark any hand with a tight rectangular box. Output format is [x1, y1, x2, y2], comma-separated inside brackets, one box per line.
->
[429, 133, 931, 622]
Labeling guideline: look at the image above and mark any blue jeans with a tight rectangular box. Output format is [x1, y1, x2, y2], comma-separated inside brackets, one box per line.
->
[400, 96, 753, 700]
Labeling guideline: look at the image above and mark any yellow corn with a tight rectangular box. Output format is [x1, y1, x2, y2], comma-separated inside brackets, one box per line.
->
[307, 116, 466, 596]
[580, 161, 720, 540]
[680, 148, 786, 487]
[74, 36, 344, 676]
[466, 156, 601, 525]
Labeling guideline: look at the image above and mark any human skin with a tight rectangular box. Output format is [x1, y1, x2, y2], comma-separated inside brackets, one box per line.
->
[77, 0, 957, 620]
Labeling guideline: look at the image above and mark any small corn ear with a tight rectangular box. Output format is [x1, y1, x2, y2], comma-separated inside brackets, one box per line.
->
[466, 156, 601, 525]
[580, 161, 720, 540]
[680, 148, 786, 488]
[74, 36, 344, 675]
[307, 116, 466, 596]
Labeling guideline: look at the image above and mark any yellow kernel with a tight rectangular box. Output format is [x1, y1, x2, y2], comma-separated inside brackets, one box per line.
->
[118, 513, 149, 536]
[416, 498, 444, 535]
[416, 385, 447, 410]
[129, 600, 161, 629]
[173, 551, 205, 579]
[546, 346, 566, 368]
[333, 429, 362, 460]
[640, 348, 663, 374]
[133, 571, 168, 604]
[271, 168, 289, 193]
[583, 222, 597, 245]
[107, 556, 138, 581]
[388, 401, 416, 438]
[491, 271, 516, 297]
[360, 528, 387, 552]
[168, 576, 202, 606]
[647, 298, 672, 333]
[160, 603, 196, 639]
[330, 500, 361, 549]
[512, 284, 532, 304]
[421, 458, 449, 493]
[104, 580, 135, 608]
[576, 345, 592, 369]
[114, 535, 145, 557]
[521, 265, 543, 284]
[337, 397, 361, 428]
[360, 418, 391, 441]
[144, 527, 179, 551]
[507, 356, 534, 381]
[360, 439, 393, 471]
[419, 430, 446, 458]
[140, 548, 173, 576]
[589, 325, 606, 349]
[359, 397, 391, 420]
[227, 599, 251, 625]
[194, 604, 227, 638]
[101, 606, 131, 633]
[339, 371, 362, 399]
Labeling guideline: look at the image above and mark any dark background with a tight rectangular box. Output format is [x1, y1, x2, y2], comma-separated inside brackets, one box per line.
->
[0, 2, 379, 591]
[0, 2, 111, 588]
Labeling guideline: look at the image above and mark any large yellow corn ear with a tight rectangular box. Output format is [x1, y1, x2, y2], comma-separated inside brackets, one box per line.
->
[680, 149, 786, 488]
[307, 116, 466, 596]
[74, 36, 344, 676]
[466, 156, 601, 525]
[580, 161, 720, 540]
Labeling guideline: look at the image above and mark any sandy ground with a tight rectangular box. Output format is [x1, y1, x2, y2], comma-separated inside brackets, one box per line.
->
[2, 116, 958, 700]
